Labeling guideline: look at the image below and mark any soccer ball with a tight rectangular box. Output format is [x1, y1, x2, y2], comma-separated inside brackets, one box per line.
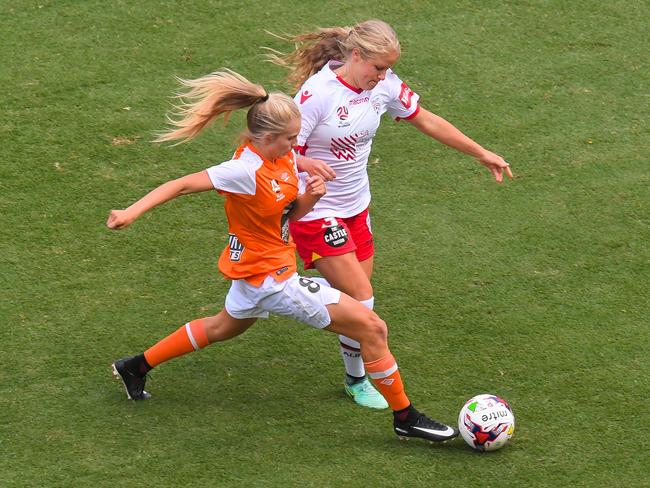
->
[458, 394, 515, 451]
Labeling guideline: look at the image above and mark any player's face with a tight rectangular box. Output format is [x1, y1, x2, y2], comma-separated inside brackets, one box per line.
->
[263, 117, 301, 160]
[351, 49, 400, 90]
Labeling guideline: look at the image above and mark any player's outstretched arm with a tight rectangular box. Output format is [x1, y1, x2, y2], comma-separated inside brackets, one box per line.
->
[287, 175, 326, 221]
[107, 170, 214, 230]
[407, 108, 513, 183]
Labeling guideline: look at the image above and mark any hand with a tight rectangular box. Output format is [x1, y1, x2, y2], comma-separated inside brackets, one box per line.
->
[305, 175, 327, 198]
[476, 150, 514, 183]
[299, 157, 336, 182]
[106, 209, 136, 230]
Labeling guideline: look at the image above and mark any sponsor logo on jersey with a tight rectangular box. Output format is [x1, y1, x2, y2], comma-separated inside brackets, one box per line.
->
[323, 224, 349, 247]
[228, 234, 244, 261]
[300, 90, 313, 104]
[275, 266, 289, 276]
[329, 134, 358, 161]
[399, 82, 414, 109]
[350, 96, 369, 106]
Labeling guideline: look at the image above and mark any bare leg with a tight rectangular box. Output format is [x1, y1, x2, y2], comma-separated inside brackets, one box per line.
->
[324, 294, 388, 362]
[204, 309, 257, 342]
[315, 252, 373, 300]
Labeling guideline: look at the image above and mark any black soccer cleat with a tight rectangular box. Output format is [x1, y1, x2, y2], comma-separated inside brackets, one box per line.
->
[394, 412, 459, 442]
[111, 356, 151, 400]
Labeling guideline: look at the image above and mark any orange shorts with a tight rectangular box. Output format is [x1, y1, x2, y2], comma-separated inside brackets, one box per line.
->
[289, 208, 374, 269]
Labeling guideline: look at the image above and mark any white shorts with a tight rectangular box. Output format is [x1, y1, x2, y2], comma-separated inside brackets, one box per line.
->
[224, 273, 341, 329]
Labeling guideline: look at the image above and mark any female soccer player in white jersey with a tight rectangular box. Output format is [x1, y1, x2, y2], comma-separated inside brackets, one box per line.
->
[108, 68, 459, 442]
[268, 20, 513, 410]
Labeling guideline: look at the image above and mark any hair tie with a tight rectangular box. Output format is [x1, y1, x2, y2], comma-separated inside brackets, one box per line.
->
[260, 93, 269, 102]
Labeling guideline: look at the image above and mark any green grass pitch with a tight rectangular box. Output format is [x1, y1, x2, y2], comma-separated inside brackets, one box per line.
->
[1, 1, 649, 486]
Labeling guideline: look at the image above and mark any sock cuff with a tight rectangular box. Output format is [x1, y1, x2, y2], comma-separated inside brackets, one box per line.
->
[187, 319, 209, 349]
[360, 296, 374, 310]
[364, 353, 398, 379]
[339, 335, 361, 350]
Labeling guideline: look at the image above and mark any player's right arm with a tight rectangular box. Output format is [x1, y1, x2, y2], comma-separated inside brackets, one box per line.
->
[286, 175, 326, 221]
[107, 170, 214, 230]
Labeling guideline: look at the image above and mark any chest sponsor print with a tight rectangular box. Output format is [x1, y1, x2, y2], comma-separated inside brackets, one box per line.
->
[330, 134, 359, 161]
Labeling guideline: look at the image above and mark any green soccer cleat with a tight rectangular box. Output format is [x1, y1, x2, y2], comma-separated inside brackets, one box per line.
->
[344, 377, 389, 409]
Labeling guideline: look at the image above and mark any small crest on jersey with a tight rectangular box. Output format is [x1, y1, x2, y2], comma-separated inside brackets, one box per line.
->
[323, 225, 349, 248]
[270, 178, 285, 201]
[371, 97, 381, 114]
[275, 266, 289, 276]
[399, 82, 414, 109]
[336, 105, 350, 128]
[300, 90, 313, 104]
[280, 171, 290, 182]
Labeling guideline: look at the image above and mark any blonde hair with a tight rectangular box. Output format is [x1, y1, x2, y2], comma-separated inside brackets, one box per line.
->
[155, 69, 300, 144]
[266, 20, 401, 89]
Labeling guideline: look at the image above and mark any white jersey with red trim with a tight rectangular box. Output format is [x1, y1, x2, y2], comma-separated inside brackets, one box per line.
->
[294, 60, 420, 220]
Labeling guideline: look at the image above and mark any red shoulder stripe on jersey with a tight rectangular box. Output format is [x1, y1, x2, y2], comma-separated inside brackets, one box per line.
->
[395, 104, 421, 122]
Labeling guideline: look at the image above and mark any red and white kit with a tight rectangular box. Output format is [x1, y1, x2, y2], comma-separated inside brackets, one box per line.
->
[291, 60, 420, 267]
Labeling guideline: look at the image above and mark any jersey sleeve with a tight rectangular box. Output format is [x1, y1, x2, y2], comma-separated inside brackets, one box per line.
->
[206, 159, 257, 195]
[385, 70, 421, 121]
[294, 83, 324, 153]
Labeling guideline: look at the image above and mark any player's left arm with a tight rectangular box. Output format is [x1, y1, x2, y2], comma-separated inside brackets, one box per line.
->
[295, 153, 336, 181]
[407, 108, 513, 183]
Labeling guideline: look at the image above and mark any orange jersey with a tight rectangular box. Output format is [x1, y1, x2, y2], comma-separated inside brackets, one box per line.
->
[206, 143, 299, 286]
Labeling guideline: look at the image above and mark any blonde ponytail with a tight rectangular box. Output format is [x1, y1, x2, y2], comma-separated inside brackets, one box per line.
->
[155, 69, 298, 145]
[265, 27, 351, 89]
[266, 20, 401, 89]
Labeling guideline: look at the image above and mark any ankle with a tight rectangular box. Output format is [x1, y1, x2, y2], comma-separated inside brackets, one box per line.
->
[127, 353, 152, 375]
[393, 404, 418, 423]
[345, 374, 366, 386]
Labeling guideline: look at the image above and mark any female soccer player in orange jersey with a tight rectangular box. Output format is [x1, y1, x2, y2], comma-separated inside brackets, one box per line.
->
[267, 20, 513, 409]
[108, 69, 458, 442]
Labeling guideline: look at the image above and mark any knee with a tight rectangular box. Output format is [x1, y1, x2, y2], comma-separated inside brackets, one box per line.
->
[362, 313, 388, 345]
[349, 282, 374, 302]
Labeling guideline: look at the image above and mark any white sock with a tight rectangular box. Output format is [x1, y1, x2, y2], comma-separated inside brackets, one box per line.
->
[309, 277, 374, 379]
